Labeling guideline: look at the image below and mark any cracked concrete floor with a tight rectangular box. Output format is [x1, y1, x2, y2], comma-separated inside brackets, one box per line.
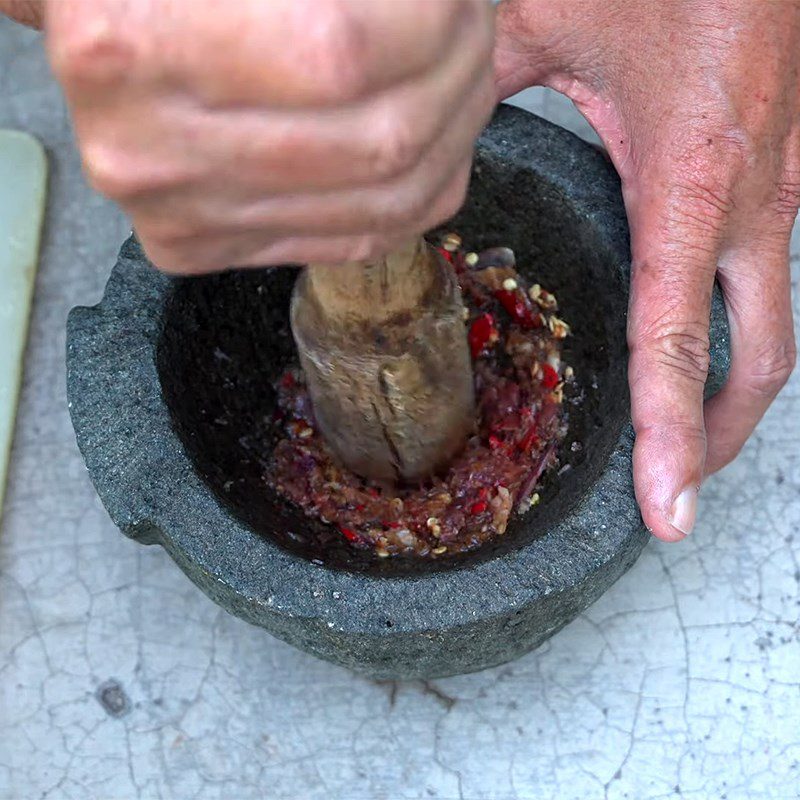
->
[1, 20, 799, 800]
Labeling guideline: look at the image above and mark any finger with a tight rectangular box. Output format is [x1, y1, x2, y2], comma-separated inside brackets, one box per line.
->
[704, 236, 796, 473]
[139, 161, 473, 273]
[627, 180, 723, 541]
[73, 18, 494, 199]
[206, 52, 494, 196]
[165, 0, 489, 108]
[236, 162, 474, 267]
[125, 71, 494, 244]
[144, 229, 408, 274]
[47, 0, 492, 109]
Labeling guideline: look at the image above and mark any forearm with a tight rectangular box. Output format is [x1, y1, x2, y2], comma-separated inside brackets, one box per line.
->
[0, 0, 44, 28]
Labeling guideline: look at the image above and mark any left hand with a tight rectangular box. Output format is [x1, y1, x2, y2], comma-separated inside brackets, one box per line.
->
[495, 0, 798, 540]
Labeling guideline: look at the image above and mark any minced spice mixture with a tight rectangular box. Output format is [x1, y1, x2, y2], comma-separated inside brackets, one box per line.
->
[267, 233, 573, 558]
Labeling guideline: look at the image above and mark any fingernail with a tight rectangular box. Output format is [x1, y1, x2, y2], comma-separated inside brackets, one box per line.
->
[668, 486, 698, 535]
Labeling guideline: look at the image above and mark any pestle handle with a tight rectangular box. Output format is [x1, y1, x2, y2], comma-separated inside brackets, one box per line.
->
[291, 237, 475, 483]
[305, 239, 436, 323]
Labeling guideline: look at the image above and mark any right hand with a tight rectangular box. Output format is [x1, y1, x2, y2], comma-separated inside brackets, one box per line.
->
[43, 0, 496, 272]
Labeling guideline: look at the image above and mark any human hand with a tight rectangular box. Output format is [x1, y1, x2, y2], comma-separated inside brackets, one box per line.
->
[496, 0, 798, 540]
[0, 0, 42, 28]
[37, 0, 494, 271]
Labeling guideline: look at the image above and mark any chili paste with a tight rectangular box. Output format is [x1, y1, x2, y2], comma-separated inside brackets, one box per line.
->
[267, 234, 573, 558]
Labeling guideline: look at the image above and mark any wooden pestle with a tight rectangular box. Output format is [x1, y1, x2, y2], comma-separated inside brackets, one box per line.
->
[290, 238, 475, 483]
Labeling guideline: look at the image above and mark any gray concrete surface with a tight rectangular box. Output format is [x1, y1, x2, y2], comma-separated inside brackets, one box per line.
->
[1, 19, 798, 800]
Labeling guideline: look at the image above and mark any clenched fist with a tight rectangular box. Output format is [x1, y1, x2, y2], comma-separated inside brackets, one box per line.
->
[40, 0, 496, 271]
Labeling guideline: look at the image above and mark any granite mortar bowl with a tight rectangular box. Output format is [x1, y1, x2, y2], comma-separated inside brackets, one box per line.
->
[67, 105, 730, 679]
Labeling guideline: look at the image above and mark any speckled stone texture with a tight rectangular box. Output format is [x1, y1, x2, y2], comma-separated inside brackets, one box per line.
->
[65, 104, 729, 680]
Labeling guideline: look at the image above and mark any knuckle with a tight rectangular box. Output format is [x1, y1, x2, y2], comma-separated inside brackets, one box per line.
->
[50, 20, 136, 86]
[743, 335, 797, 398]
[82, 143, 145, 199]
[637, 419, 707, 451]
[383, 185, 432, 231]
[140, 237, 210, 275]
[137, 216, 203, 251]
[632, 318, 711, 384]
[382, 163, 471, 237]
[427, 167, 471, 226]
[365, 115, 428, 181]
[398, 172, 469, 234]
[339, 235, 388, 263]
[82, 142, 183, 201]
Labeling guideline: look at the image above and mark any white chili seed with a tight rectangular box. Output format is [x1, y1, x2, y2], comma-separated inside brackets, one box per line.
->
[549, 316, 571, 338]
[536, 290, 558, 310]
[465, 251, 479, 267]
[442, 233, 461, 252]
[502, 277, 518, 291]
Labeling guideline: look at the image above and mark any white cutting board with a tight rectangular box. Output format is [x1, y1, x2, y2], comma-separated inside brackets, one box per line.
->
[0, 130, 47, 518]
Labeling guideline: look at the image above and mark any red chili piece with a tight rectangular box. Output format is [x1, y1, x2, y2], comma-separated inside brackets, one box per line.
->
[470, 501, 488, 515]
[280, 372, 295, 388]
[494, 289, 542, 329]
[339, 526, 359, 543]
[541, 363, 559, 390]
[488, 434, 503, 450]
[517, 427, 540, 453]
[468, 312, 497, 359]
[435, 246, 454, 264]
[450, 252, 466, 274]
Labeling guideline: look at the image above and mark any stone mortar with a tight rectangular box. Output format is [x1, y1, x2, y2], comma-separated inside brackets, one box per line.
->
[66, 105, 730, 680]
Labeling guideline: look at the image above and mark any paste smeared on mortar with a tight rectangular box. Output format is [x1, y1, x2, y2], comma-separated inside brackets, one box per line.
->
[267, 234, 574, 558]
